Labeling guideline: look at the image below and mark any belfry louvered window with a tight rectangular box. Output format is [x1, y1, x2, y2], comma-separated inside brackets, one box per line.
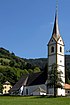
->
[51, 46, 54, 53]
[60, 46, 62, 52]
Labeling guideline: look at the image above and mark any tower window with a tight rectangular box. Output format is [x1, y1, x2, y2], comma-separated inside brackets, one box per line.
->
[60, 46, 62, 52]
[51, 46, 54, 53]
[4, 86, 6, 88]
[5, 90, 6, 93]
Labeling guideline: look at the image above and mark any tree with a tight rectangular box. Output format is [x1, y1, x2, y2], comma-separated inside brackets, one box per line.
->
[0, 82, 3, 93]
[48, 63, 63, 97]
[22, 69, 29, 74]
[34, 67, 41, 73]
[0, 73, 5, 93]
[9, 60, 16, 67]
[65, 67, 70, 84]
[28, 69, 33, 74]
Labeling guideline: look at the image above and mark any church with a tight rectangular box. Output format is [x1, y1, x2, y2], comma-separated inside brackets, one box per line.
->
[10, 4, 70, 96]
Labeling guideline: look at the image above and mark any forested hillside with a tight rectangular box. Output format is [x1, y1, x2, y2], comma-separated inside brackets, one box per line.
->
[0, 47, 47, 93]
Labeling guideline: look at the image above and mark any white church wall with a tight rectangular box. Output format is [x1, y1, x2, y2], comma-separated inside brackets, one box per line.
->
[32, 91, 40, 96]
[57, 55, 64, 66]
[19, 86, 27, 95]
[26, 84, 47, 96]
[20, 86, 24, 95]
[57, 88, 65, 96]
[40, 92, 46, 96]
[48, 55, 56, 66]
[57, 37, 64, 45]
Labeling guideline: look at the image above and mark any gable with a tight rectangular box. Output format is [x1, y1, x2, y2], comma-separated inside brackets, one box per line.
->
[48, 37, 56, 46]
[57, 36, 64, 45]
[10, 75, 28, 92]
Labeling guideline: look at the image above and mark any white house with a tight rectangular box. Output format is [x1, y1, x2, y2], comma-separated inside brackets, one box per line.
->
[3, 81, 12, 95]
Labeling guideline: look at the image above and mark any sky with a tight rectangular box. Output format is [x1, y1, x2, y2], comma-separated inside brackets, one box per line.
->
[0, 0, 70, 59]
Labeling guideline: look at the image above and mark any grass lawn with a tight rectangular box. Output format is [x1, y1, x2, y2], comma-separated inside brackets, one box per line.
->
[0, 96, 70, 105]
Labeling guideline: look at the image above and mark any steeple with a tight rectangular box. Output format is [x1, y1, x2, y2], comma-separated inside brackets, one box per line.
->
[47, 0, 65, 96]
[52, 0, 60, 41]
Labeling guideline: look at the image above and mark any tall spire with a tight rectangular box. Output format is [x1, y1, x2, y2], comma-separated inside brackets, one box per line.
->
[52, 0, 60, 40]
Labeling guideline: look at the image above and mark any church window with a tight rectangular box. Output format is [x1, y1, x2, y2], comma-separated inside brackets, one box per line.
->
[68, 91, 70, 93]
[10, 87, 11, 89]
[51, 46, 54, 53]
[60, 46, 62, 52]
[8, 90, 10, 92]
[26, 89, 28, 95]
[4, 86, 6, 88]
[5, 90, 6, 93]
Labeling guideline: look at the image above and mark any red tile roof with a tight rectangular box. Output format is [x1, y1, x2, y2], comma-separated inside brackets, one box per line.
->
[65, 84, 70, 89]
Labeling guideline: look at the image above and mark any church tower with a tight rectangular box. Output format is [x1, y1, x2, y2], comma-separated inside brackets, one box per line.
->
[47, 2, 65, 96]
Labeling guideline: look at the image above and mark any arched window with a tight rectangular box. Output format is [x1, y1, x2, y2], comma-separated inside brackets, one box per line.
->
[60, 46, 62, 52]
[51, 46, 54, 53]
